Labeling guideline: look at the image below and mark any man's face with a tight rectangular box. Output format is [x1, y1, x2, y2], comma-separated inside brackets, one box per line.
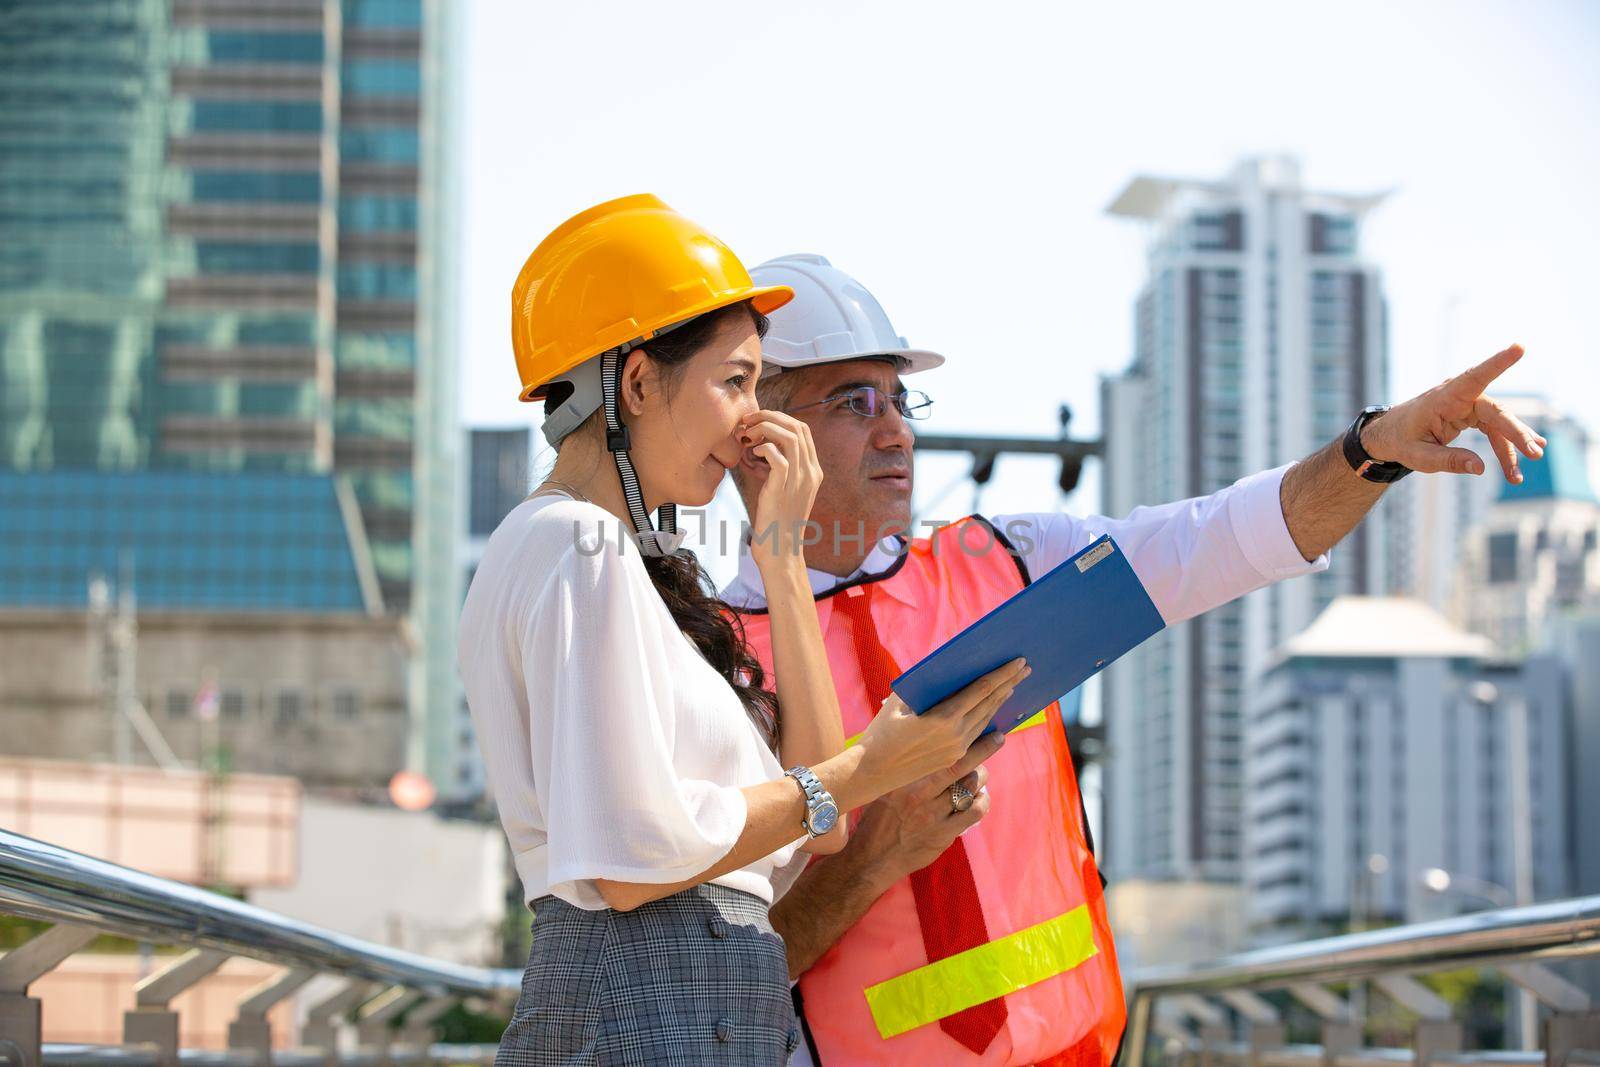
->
[765, 358, 919, 541]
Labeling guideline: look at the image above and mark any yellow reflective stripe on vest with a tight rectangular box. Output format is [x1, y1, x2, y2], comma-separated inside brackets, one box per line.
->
[862, 904, 1099, 1040]
[844, 708, 1049, 749]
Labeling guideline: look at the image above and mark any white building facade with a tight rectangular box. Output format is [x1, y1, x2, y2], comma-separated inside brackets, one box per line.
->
[1244, 597, 1570, 941]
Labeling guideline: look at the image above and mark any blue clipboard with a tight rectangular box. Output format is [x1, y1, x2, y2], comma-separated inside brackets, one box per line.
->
[890, 535, 1165, 734]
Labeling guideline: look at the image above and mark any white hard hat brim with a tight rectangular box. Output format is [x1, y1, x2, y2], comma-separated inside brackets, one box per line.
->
[759, 347, 945, 379]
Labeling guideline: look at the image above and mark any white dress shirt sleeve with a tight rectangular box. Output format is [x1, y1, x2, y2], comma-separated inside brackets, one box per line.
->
[519, 539, 750, 902]
[990, 463, 1329, 626]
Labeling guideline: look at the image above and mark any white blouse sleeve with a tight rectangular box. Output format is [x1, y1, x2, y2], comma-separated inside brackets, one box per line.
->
[520, 537, 749, 903]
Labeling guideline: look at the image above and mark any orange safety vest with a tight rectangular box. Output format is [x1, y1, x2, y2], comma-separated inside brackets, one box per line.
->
[732, 517, 1126, 1066]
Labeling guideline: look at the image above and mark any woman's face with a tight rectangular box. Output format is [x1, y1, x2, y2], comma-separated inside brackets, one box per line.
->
[626, 315, 762, 509]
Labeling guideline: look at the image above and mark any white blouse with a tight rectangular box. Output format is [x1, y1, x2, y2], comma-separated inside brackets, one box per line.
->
[458, 492, 804, 911]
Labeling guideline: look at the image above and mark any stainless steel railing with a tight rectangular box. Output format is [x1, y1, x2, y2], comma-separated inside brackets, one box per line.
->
[0, 828, 519, 1067]
[8, 821, 1598, 1067]
[1126, 896, 1600, 1067]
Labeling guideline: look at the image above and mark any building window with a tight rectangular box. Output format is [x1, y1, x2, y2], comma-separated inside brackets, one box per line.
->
[1487, 531, 1519, 584]
[339, 195, 418, 233]
[196, 242, 320, 275]
[193, 100, 322, 133]
[274, 690, 304, 727]
[166, 690, 192, 719]
[337, 263, 417, 301]
[192, 171, 321, 204]
[343, 59, 421, 97]
[331, 688, 361, 721]
[208, 31, 325, 64]
[344, 0, 422, 28]
[339, 128, 419, 165]
[220, 688, 248, 720]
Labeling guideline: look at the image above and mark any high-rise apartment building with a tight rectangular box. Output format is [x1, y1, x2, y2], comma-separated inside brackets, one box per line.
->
[0, 0, 460, 786]
[1101, 156, 1399, 881]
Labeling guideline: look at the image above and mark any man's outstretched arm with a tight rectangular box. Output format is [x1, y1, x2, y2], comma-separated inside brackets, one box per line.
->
[1279, 343, 1546, 562]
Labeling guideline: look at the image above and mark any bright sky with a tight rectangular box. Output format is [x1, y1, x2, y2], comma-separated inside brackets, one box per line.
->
[456, 0, 1600, 584]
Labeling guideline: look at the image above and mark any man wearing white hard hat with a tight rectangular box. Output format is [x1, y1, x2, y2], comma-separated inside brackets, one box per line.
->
[723, 254, 1544, 1066]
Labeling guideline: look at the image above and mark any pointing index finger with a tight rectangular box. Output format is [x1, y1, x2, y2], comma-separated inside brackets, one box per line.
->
[1450, 344, 1524, 400]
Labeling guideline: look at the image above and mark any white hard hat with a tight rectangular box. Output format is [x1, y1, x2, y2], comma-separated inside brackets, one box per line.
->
[748, 254, 944, 378]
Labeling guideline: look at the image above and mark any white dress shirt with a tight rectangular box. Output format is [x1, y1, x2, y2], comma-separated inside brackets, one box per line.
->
[459, 493, 804, 911]
[721, 463, 1328, 625]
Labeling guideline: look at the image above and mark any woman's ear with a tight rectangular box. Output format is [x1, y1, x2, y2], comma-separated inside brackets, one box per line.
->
[620, 349, 653, 418]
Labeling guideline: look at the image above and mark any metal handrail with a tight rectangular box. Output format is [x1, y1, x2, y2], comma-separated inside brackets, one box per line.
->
[0, 827, 520, 997]
[1125, 895, 1600, 1067]
[1130, 895, 1600, 994]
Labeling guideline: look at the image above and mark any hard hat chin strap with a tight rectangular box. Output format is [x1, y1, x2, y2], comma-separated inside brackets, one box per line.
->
[601, 342, 685, 558]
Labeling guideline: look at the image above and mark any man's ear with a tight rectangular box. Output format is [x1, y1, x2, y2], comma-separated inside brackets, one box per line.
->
[620, 349, 652, 417]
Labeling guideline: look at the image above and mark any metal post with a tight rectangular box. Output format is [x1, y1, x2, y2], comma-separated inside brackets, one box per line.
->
[228, 966, 316, 1065]
[397, 998, 455, 1062]
[1222, 990, 1286, 1067]
[1126, 992, 1156, 1067]
[303, 981, 378, 1066]
[1375, 975, 1461, 1067]
[1508, 695, 1539, 1050]
[1545, 1012, 1600, 1067]
[123, 948, 229, 1067]
[1289, 983, 1359, 1067]
[355, 986, 420, 1067]
[0, 924, 98, 1067]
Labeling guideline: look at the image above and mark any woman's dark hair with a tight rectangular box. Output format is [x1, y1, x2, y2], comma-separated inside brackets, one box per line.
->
[554, 302, 781, 750]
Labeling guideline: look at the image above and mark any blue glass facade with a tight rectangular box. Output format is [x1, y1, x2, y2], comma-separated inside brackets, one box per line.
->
[335, 0, 425, 609]
[0, 0, 444, 617]
[0, 471, 370, 611]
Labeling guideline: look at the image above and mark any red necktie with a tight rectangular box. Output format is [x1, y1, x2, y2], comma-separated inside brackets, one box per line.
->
[833, 585, 1008, 1055]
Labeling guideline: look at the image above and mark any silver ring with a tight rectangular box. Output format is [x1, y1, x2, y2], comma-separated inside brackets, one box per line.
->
[950, 782, 976, 814]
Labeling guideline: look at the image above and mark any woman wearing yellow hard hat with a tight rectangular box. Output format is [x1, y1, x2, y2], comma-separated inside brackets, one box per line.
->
[458, 194, 1027, 1064]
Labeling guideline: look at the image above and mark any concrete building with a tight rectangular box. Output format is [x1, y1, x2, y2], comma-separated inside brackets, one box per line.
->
[1101, 156, 1401, 882]
[0, 0, 462, 787]
[1450, 426, 1600, 654]
[1244, 597, 1570, 941]
[0, 471, 410, 790]
[1541, 613, 1600, 896]
[1392, 395, 1593, 616]
[251, 794, 509, 967]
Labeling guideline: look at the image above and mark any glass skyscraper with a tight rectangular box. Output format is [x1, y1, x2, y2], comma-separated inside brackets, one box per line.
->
[0, 0, 459, 784]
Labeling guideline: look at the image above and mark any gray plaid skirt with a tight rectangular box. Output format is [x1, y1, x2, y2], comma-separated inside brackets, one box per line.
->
[496, 882, 802, 1067]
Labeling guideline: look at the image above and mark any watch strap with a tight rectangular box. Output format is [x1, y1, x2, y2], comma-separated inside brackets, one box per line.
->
[1343, 406, 1412, 484]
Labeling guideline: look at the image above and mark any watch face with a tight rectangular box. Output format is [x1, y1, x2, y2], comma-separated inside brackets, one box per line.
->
[808, 801, 840, 836]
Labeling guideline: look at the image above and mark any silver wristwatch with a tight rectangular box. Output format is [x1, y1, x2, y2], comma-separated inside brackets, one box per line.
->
[784, 765, 840, 837]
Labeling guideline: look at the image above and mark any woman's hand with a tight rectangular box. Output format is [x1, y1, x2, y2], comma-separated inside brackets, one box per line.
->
[854, 659, 1030, 796]
[740, 409, 822, 570]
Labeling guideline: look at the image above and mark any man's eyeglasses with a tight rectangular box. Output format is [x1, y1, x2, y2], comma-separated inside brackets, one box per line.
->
[785, 386, 933, 421]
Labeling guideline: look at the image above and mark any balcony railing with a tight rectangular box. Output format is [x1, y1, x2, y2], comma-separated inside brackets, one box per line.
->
[0, 828, 517, 1066]
[5, 824, 1597, 1067]
[1126, 896, 1600, 1067]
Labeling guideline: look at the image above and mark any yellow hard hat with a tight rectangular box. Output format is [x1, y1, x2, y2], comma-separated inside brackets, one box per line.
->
[511, 193, 794, 403]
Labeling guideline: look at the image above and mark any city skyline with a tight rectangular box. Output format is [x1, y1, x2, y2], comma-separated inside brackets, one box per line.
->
[455, 0, 1598, 538]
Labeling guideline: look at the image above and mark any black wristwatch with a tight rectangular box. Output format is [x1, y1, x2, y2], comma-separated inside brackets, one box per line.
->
[1343, 405, 1412, 483]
